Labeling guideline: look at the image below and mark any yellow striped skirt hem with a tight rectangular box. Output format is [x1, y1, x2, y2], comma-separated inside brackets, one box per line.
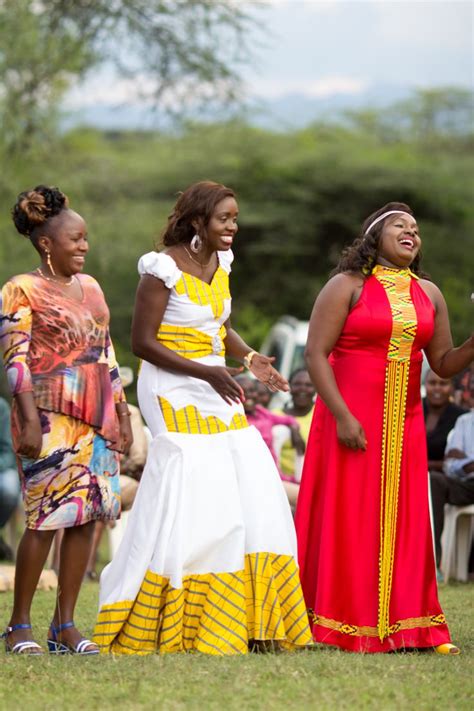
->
[93, 552, 313, 655]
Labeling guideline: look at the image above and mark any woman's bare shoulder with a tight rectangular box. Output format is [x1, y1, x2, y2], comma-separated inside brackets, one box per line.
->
[321, 271, 364, 294]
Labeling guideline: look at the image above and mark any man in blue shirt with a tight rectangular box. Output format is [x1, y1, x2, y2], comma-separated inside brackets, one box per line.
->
[430, 368, 474, 572]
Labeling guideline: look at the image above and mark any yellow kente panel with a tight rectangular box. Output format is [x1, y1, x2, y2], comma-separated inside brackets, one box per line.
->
[175, 268, 230, 320]
[93, 553, 313, 656]
[312, 612, 447, 638]
[158, 396, 248, 434]
[156, 323, 226, 359]
[373, 265, 418, 641]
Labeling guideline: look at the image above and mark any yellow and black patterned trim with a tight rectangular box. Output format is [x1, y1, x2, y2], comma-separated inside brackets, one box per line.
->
[372, 265, 418, 641]
[311, 612, 446, 638]
[156, 323, 227, 359]
[175, 268, 230, 320]
[93, 553, 313, 655]
[158, 396, 248, 434]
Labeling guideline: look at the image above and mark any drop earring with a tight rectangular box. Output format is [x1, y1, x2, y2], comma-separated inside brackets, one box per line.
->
[190, 234, 202, 253]
[45, 248, 56, 276]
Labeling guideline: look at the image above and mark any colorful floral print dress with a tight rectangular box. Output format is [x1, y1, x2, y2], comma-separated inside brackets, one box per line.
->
[0, 272, 125, 530]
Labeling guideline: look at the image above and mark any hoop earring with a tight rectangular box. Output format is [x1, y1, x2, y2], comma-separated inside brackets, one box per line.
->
[45, 248, 56, 276]
[190, 234, 202, 253]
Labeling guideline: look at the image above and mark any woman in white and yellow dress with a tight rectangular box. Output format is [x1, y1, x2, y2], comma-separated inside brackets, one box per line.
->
[94, 181, 312, 655]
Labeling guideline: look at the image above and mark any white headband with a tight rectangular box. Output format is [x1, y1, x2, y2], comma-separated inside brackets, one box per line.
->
[364, 210, 415, 236]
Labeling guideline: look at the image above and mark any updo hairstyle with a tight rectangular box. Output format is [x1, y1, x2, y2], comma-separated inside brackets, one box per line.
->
[332, 201, 424, 277]
[12, 185, 69, 246]
[161, 181, 236, 247]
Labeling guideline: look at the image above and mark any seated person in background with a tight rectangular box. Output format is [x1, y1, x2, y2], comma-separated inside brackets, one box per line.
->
[84, 367, 149, 579]
[424, 370, 466, 472]
[453, 363, 474, 409]
[236, 374, 304, 508]
[432, 371, 474, 572]
[255, 380, 272, 409]
[424, 369, 468, 569]
[274, 368, 316, 485]
[0, 397, 21, 561]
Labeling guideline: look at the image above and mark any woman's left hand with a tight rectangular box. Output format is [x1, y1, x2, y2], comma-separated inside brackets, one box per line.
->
[119, 416, 133, 455]
[249, 354, 289, 392]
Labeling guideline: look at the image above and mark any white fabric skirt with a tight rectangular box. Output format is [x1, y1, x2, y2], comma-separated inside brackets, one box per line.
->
[94, 362, 312, 655]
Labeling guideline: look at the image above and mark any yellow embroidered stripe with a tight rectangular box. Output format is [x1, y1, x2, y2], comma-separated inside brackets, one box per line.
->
[175, 269, 230, 320]
[158, 396, 248, 434]
[312, 613, 447, 638]
[373, 266, 418, 641]
[93, 553, 313, 655]
[156, 323, 226, 359]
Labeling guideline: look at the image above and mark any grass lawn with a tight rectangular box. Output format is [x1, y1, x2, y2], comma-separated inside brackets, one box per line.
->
[0, 582, 472, 710]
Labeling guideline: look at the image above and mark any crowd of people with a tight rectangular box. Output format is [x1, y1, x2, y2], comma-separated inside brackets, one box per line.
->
[0, 182, 472, 657]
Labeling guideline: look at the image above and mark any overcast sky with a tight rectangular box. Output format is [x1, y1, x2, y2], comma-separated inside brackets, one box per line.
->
[66, 0, 473, 107]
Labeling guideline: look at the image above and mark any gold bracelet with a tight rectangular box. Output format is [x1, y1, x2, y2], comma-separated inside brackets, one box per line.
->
[243, 350, 258, 369]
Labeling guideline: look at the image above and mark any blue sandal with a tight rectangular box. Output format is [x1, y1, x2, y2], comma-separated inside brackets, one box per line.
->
[2, 623, 43, 655]
[47, 621, 99, 655]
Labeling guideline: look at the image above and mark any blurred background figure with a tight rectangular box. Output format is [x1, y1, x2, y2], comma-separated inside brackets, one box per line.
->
[453, 364, 474, 409]
[237, 374, 305, 508]
[0, 397, 21, 562]
[432, 370, 474, 576]
[274, 368, 316, 488]
[424, 370, 466, 474]
[424, 370, 467, 574]
[85, 366, 149, 580]
[255, 380, 272, 409]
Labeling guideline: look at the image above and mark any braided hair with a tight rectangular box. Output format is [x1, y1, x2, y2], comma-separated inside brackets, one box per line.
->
[332, 202, 425, 278]
[12, 185, 69, 246]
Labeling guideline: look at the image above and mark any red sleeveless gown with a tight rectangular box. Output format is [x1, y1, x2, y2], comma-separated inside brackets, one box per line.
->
[295, 266, 451, 652]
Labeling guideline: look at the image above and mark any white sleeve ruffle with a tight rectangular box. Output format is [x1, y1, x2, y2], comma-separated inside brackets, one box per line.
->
[137, 252, 182, 289]
[218, 249, 234, 274]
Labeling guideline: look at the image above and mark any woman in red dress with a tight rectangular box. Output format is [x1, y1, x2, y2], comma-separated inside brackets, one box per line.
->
[296, 202, 473, 653]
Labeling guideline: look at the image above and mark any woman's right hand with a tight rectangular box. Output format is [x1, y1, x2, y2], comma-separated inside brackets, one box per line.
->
[17, 417, 43, 458]
[205, 366, 245, 405]
[336, 412, 367, 451]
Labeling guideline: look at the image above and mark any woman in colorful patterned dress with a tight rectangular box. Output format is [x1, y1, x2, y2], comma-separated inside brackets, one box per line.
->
[0, 186, 132, 655]
[94, 181, 313, 655]
[296, 202, 473, 654]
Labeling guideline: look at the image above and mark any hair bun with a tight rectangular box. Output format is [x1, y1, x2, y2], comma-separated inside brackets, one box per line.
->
[12, 185, 68, 237]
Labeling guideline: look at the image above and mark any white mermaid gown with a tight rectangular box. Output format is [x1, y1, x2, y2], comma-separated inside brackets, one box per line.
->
[94, 249, 312, 655]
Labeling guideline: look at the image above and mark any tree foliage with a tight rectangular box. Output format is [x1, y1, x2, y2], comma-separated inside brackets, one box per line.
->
[0, 90, 472, 393]
[0, 0, 252, 152]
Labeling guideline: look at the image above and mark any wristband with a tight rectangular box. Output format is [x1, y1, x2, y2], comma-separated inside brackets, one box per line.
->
[244, 350, 258, 369]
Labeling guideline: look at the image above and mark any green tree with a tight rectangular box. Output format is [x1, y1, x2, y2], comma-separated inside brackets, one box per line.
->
[0, 0, 252, 153]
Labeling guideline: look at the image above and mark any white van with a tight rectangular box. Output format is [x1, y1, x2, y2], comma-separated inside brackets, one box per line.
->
[259, 316, 309, 407]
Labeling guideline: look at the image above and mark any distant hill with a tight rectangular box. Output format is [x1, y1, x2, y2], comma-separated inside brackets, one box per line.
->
[62, 83, 413, 132]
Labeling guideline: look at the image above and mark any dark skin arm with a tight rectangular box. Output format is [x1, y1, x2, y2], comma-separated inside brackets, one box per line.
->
[115, 402, 133, 454]
[224, 320, 289, 393]
[304, 273, 367, 450]
[14, 391, 43, 458]
[445, 447, 474, 475]
[420, 280, 474, 377]
[289, 425, 306, 455]
[428, 459, 445, 472]
[132, 275, 244, 405]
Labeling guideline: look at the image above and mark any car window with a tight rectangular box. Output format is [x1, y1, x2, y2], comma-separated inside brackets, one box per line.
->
[267, 340, 284, 373]
[290, 344, 306, 376]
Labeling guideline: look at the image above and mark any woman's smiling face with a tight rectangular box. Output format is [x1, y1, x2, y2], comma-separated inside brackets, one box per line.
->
[377, 213, 421, 268]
